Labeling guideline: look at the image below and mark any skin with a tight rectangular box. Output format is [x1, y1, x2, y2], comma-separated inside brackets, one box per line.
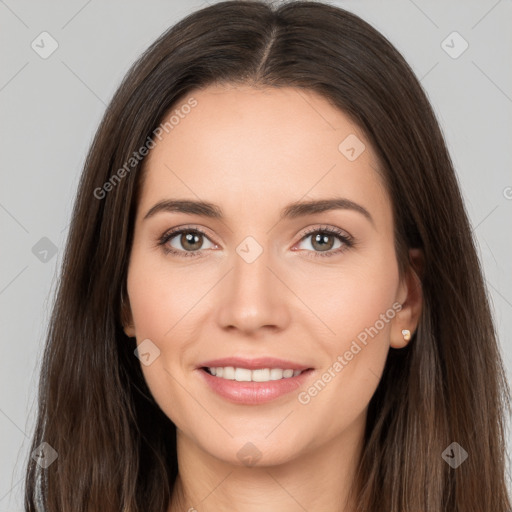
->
[122, 84, 423, 512]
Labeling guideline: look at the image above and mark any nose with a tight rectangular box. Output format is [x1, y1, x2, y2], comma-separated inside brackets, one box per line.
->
[215, 241, 291, 336]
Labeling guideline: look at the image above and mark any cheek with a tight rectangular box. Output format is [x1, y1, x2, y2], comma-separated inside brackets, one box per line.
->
[126, 278, 169, 338]
[295, 240, 399, 343]
[294, 242, 399, 404]
[126, 250, 209, 338]
[125, 254, 197, 427]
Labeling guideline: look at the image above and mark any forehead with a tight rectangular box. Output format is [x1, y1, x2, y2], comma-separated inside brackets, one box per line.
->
[138, 85, 391, 227]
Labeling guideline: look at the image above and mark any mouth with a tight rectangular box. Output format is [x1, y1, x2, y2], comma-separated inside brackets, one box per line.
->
[196, 357, 315, 404]
[201, 366, 311, 382]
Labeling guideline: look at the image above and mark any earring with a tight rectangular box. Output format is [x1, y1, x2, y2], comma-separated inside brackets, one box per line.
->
[401, 329, 411, 342]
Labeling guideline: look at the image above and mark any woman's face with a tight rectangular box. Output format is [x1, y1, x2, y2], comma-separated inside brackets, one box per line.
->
[124, 84, 415, 466]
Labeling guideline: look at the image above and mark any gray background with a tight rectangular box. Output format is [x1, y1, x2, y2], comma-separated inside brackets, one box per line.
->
[1, 0, 511, 509]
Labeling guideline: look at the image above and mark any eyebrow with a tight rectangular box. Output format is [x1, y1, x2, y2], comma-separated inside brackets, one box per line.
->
[143, 197, 374, 226]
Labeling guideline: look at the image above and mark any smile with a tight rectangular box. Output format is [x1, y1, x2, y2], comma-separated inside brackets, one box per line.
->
[204, 366, 304, 382]
[198, 366, 314, 405]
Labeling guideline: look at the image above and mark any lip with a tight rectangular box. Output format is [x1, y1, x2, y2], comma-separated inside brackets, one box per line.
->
[197, 357, 312, 371]
[196, 365, 315, 405]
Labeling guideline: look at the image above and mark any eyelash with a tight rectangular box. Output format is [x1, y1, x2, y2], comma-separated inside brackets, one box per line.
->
[157, 225, 355, 259]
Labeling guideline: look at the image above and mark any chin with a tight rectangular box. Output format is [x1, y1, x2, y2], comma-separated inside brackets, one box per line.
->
[194, 431, 307, 468]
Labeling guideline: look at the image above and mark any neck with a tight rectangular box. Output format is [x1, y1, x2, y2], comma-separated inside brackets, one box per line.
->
[168, 413, 365, 512]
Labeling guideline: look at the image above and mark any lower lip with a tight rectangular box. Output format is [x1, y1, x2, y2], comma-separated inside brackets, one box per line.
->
[197, 368, 314, 405]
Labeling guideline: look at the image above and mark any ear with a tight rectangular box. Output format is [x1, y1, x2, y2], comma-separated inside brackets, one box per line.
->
[391, 248, 423, 349]
[120, 289, 136, 338]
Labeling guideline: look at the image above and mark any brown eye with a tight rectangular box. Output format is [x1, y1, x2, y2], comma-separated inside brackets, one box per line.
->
[310, 232, 336, 252]
[162, 228, 216, 256]
[179, 232, 204, 251]
[295, 226, 354, 258]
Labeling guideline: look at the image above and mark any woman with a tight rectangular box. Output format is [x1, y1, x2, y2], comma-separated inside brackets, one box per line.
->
[24, 1, 511, 511]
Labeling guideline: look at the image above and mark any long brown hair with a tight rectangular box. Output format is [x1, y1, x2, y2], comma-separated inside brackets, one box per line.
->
[24, 1, 511, 510]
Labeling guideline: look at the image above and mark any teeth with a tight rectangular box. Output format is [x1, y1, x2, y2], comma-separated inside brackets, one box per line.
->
[223, 366, 235, 379]
[252, 368, 270, 382]
[270, 368, 283, 380]
[235, 368, 251, 381]
[207, 367, 304, 382]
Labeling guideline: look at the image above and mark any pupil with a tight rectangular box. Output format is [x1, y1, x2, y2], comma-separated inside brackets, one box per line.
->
[313, 233, 334, 251]
[182, 232, 201, 250]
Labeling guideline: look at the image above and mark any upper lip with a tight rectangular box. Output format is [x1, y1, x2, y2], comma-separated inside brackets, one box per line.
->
[198, 357, 312, 371]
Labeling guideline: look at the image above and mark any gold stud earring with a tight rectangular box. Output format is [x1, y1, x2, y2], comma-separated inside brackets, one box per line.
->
[401, 329, 411, 342]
